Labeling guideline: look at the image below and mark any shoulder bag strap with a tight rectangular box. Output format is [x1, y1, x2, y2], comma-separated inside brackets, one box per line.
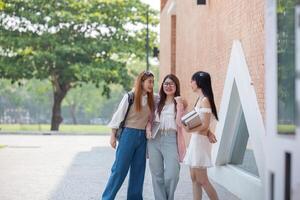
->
[119, 92, 134, 128]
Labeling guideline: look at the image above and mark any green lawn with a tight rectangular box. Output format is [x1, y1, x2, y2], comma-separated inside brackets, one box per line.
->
[277, 124, 296, 134]
[0, 144, 6, 148]
[0, 124, 110, 134]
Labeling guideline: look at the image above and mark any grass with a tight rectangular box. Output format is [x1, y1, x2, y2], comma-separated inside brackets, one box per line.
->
[1, 124, 295, 135]
[277, 124, 296, 134]
[0, 144, 6, 149]
[0, 124, 110, 134]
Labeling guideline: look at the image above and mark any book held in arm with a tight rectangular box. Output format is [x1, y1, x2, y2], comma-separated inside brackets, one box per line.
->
[181, 109, 202, 129]
[151, 121, 160, 139]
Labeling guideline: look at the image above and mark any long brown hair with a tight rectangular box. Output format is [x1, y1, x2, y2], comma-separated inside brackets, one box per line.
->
[157, 74, 181, 116]
[134, 70, 155, 112]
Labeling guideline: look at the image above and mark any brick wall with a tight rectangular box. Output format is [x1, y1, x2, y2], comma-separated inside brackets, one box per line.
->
[160, 0, 173, 80]
[161, 0, 168, 11]
[171, 15, 176, 75]
[160, 0, 265, 121]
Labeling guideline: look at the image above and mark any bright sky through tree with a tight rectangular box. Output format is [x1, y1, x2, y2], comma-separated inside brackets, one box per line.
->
[142, 0, 160, 10]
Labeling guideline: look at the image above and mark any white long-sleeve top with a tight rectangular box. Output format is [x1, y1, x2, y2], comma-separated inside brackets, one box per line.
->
[107, 93, 148, 129]
[155, 103, 177, 131]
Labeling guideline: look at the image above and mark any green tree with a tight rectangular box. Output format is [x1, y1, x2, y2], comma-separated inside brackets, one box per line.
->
[0, 1, 4, 11]
[0, 79, 53, 123]
[62, 60, 159, 125]
[62, 83, 105, 124]
[0, 0, 158, 130]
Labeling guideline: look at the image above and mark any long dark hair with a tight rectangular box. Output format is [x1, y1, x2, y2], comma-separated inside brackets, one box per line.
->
[192, 71, 218, 120]
[157, 74, 181, 117]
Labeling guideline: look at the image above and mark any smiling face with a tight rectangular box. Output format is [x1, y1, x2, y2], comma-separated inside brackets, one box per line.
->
[142, 76, 154, 93]
[163, 78, 176, 96]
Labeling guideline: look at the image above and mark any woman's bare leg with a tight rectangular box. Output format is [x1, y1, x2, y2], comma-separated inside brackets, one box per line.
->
[195, 168, 218, 200]
[190, 168, 202, 200]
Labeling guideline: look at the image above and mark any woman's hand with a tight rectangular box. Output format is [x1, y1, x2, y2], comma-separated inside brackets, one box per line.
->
[183, 124, 192, 133]
[110, 130, 117, 149]
[174, 96, 183, 104]
[207, 130, 217, 143]
[146, 130, 152, 139]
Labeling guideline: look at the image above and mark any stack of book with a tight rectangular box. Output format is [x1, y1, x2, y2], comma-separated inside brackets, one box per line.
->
[181, 109, 202, 129]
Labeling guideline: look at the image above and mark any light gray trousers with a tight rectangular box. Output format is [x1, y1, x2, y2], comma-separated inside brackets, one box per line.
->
[147, 130, 180, 200]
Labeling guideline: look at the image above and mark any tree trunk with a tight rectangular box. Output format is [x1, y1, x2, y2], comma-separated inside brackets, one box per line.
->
[50, 78, 70, 131]
[70, 103, 77, 125]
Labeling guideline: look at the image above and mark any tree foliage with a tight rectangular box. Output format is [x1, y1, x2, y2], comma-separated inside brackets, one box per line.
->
[276, 0, 297, 124]
[0, 0, 158, 130]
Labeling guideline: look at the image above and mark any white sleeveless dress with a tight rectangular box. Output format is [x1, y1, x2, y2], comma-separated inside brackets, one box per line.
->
[183, 106, 213, 168]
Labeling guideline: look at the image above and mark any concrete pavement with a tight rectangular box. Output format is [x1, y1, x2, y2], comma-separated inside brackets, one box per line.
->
[0, 135, 239, 200]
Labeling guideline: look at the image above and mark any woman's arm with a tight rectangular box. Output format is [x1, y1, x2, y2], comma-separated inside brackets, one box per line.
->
[175, 97, 188, 127]
[182, 99, 188, 109]
[183, 98, 211, 135]
[107, 93, 130, 129]
[107, 93, 130, 148]
[145, 114, 153, 139]
[145, 94, 159, 139]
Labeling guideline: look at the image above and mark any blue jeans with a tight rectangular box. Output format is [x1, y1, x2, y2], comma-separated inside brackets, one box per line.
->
[102, 128, 147, 200]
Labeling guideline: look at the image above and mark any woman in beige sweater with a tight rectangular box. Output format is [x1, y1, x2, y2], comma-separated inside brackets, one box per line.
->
[102, 71, 155, 200]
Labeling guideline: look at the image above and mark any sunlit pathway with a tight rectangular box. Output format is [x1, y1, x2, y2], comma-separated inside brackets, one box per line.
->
[0, 135, 239, 200]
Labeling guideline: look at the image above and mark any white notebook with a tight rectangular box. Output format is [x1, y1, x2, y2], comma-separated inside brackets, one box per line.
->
[151, 121, 160, 138]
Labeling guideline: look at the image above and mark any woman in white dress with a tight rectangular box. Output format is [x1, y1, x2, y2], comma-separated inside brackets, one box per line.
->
[183, 71, 218, 200]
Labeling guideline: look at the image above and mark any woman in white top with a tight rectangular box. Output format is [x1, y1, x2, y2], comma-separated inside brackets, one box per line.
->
[183, 71, 218, 200]
[147, 74, 187, 200]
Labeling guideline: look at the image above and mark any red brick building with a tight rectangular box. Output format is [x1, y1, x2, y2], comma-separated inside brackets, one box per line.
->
[160, 0, 264, 115]
[159, 1, 300, 199]
[159, 0, 265, 199]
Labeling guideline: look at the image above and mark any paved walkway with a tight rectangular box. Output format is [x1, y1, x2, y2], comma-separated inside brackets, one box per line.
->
[0, 135, 239, 200]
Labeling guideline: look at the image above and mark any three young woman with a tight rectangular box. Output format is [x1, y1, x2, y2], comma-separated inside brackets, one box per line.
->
[103, 70, 218, 200]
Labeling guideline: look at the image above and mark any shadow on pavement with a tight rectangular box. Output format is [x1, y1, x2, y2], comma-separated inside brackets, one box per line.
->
[49, 146, 114, 200]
